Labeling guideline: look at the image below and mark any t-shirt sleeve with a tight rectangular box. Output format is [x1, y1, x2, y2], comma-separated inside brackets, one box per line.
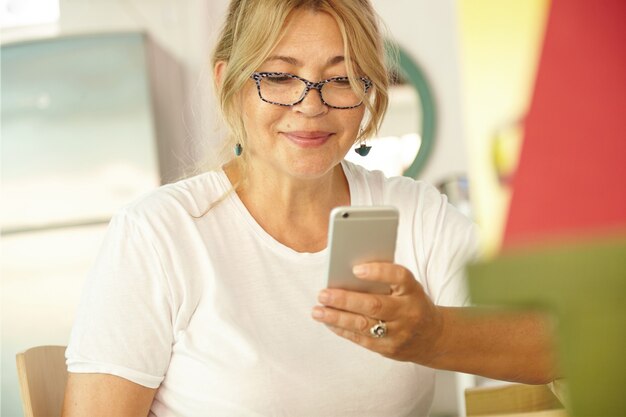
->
[416, 185, 480, 307]
[65, 209, 174, 388]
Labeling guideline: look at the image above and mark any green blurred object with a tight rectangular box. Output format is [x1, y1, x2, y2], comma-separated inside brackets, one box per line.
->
[467, 237, 626, 417]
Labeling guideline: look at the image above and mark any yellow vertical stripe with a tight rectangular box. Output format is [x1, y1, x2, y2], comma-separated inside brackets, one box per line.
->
[457, 0, 551, 256]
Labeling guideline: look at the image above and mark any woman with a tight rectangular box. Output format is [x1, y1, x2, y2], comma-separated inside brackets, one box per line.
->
[63, 1, 557, 416]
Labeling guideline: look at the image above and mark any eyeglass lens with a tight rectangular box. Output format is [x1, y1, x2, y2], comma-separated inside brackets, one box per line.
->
[258, 74, 365, 108]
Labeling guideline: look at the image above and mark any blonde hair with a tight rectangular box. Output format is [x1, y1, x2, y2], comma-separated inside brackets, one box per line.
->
[212, 0, 389, 164]
[193, 0, 389, 215]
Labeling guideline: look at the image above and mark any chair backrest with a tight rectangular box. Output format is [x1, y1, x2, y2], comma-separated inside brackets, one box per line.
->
[16, 345, 68, 417]
[465, 383, 565, 416]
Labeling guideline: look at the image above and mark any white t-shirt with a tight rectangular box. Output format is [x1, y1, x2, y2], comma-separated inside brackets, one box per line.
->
[66, 161, 478, 417]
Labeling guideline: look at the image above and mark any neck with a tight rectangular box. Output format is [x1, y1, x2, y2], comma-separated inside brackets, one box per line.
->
[223, 159, 350, 252]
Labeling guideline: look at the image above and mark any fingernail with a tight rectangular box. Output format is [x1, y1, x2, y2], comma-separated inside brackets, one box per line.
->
[353, 265, 367, 277]
[318, 290, 330, 303]
[312, 307, 325, 319]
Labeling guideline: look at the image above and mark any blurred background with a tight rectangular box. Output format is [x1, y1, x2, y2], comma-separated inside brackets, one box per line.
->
[4, 0, 623, 416]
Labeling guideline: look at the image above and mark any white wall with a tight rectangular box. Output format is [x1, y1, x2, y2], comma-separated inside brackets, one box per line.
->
[1, 2, 226, 415]
[371, 0, 469, 186]
[1, 226, 109, 416]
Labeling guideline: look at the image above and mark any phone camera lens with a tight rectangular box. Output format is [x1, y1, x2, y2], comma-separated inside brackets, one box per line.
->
[342, 212, 349, 218]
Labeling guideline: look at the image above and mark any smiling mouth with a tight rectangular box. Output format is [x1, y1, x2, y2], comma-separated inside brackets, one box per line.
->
[282, 131, 333, 147]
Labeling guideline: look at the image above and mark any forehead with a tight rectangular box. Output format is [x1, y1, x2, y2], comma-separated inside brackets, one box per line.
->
[268, 9, 345, 66]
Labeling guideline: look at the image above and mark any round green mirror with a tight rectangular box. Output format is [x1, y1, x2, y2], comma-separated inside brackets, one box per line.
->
[385, 40, 437, 179]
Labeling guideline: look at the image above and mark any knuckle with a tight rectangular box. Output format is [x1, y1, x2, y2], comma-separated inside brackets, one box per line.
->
[408, 309, 422, 324]
[329, 326, 341, 337]
[381, 343, 400, 358]
[389, 335, 410, 356]
[366, 296, 384, 316]
[412, 281, 425, 295]
[397, 330, 412, 348]
[394, 266, 407, 282]
[348, 331, 362, 344]
[325, 309, 338, 324]
[332, 290, 347, 307]
[388, 344, 402, 356]
[356, 316, 370, 333]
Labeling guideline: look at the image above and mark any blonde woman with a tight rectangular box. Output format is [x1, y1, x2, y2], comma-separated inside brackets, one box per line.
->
[63, 1, 557, 416]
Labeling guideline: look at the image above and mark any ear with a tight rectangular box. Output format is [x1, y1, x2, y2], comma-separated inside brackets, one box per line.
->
[214, 61, 227, 88]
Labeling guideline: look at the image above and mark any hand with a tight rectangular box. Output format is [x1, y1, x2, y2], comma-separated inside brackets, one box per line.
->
[312, 262, 444, 365]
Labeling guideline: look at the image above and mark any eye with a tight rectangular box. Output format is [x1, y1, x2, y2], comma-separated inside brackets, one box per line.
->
[264, 74, 294, 84]
[330, 78, 352, 88]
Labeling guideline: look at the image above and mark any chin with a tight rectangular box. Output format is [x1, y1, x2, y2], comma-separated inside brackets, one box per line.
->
[286, 157, 341, 180]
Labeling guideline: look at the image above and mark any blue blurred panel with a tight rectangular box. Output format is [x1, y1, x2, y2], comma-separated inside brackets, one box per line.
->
[1, 32, 160, 233]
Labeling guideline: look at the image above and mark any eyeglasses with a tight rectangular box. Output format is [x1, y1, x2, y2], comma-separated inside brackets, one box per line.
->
[250, 72, 372, 109]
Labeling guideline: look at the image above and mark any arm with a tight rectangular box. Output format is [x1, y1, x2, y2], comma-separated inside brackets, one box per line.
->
[64, 211, 173, 416]
[62, 373, 157, 417]
[429, 306, 558, 384]
[312, 262, 559, 384]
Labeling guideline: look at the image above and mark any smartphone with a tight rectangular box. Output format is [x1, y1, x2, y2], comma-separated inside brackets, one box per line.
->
[326, 206, 399, 294]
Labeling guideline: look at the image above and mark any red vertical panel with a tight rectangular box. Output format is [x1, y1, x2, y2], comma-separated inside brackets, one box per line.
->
[503, 0, 626, 248]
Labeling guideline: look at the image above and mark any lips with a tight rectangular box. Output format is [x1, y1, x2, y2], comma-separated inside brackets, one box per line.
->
[282, 131, 333, 148]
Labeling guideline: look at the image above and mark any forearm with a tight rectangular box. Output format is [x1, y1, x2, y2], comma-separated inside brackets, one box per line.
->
[426, 307, 559, 384]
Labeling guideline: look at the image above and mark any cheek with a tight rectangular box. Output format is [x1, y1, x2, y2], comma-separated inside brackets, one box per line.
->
[241, 93, 265, 127]
[241, 91, 256, 125]
[241, 96, 283, 141]
[344, 108, 366, 136]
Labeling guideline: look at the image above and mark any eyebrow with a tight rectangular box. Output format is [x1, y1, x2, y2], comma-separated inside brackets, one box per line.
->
[265, 55, 345, 67]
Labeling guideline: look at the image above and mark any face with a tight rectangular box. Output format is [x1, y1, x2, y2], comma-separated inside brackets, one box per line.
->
[239, 8, 366, 181]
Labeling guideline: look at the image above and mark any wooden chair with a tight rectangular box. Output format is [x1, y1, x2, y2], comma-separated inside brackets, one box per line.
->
[16, 345, 68, 417]
[465, 383, 567, 416]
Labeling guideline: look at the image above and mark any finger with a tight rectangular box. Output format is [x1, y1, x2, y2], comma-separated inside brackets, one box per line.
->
[312, 305, 385, 337]
[317, 289, 398, 320]
[352, 262, 419, 295]
[325, 325, 384, 352]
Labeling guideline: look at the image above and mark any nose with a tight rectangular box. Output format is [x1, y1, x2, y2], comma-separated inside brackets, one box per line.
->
[294, 85, 327, 116]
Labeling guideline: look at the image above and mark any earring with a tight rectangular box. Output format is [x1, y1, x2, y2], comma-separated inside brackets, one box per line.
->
[354, 143, 371, 156]
[234, 143, 243, 156]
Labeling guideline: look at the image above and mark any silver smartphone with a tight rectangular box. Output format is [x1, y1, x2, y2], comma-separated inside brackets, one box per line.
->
[326, 206, 399, 294]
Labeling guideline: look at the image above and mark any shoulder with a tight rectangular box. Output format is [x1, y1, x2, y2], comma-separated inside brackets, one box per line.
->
[342, 160, 443, 209]
[343, 160, 475, 237]
[117, 170, 228, 226]
[342, 159, 388, 190]
[384, 175, 448, 215]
